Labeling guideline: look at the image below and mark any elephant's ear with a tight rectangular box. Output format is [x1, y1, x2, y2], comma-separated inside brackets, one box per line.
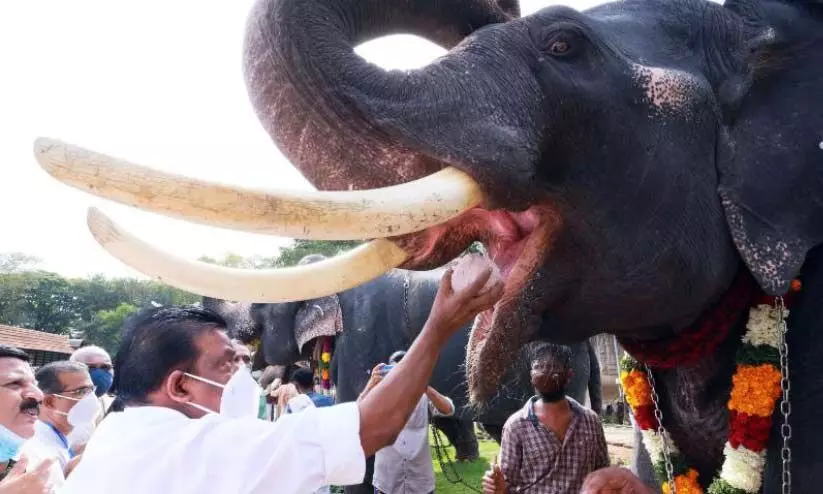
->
[716, 8, 823, 295]
[294, 295, 343, 353]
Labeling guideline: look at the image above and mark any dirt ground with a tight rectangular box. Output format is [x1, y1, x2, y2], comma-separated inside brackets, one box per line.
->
[604, 424, 635, 465]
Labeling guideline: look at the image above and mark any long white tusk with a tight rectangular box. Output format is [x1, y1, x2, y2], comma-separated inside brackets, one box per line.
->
[35, 137, 484, 240]
[86, 207, 409, 302]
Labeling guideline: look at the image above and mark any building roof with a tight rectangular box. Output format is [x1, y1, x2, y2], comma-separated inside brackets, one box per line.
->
[0, 324, 74, 354]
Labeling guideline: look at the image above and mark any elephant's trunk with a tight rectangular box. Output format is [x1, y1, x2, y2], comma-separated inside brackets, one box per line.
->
[242, 0, 518, 193]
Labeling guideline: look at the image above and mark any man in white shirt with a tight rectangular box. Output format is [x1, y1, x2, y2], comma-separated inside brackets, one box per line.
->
[0, 344, 58, 494]
[363, 351, 456, 494]
[59, 265, 502, 494]
[20, 361, 94, 475]
[69, 346, 115, 427]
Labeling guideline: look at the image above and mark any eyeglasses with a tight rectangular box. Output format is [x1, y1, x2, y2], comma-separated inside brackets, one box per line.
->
[234, 355, 252, 364]
[86, 363, 113, 372]
[56, 385, 95, 399]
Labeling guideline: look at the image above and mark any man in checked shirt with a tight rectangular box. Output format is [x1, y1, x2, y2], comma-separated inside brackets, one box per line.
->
[482, 343, 609, 493]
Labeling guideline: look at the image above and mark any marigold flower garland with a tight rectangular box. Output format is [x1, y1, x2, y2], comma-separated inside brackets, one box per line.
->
[619, 293, 790, 494]
[319, 336, 333, 390]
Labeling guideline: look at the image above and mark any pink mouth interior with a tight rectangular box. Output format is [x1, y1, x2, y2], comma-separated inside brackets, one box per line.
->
[449, 207, 558, 401]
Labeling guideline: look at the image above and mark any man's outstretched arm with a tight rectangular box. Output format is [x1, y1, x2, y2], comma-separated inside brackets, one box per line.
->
[357, 265, 503, 457]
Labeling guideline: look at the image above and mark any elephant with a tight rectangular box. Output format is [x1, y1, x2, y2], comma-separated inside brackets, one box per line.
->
[34, 0, 823, 491]
[205, 256, 603, 494]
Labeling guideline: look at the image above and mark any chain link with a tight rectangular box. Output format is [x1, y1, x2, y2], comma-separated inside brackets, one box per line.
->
[403, 272, 411, 338]
[775, 297, 792, 494]
[644, 364, 676, 494]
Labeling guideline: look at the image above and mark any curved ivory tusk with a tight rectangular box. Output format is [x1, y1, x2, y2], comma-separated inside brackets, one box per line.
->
[34, 137, 484, 240]
[85, 207, 409, 302]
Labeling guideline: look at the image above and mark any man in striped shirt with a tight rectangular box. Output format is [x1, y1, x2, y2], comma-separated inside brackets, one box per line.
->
[483, 343, 609, 493]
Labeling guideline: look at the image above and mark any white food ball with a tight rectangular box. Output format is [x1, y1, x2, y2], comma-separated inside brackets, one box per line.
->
[451, 253, 503, 294]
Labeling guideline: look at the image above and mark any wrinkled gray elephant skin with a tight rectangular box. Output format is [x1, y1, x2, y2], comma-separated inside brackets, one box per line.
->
[206, 265, 602, 494]
[241, 0, 823, 490]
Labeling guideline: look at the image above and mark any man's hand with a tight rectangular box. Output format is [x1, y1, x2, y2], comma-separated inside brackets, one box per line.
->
[0, 456, 55, 494]
[482, 463, 506, 494]
[358, 364, 386, 399]
[357, 260, 503, 457]
[424, 265, 504, 343]
[581, 467, 654, 494]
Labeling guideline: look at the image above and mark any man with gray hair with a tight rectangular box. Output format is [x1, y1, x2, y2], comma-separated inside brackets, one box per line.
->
[69, 346, 114, 423]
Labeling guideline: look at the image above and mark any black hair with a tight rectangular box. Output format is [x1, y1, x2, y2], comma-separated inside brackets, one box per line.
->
[113, 305, 227, 405]
[530, 342, 572, 371]
[35, 361, 89, 395]
[0, 344, 30, 362]
[291, 367, 314, 390]
[388, 350, 407, 364]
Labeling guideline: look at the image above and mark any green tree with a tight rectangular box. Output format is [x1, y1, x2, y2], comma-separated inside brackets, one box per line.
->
[80, 303, 138, 352]
[272, 240, 363, 267]
[19, 271, 81, 334]
[199, 240, 364, 270]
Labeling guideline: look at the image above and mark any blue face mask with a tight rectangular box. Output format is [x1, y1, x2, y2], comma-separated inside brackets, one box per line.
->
[89, 368, 114, 397]
[0, 424, 25, 462]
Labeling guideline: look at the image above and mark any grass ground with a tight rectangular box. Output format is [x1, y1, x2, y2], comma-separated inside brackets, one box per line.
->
[431, 429, 498, 494]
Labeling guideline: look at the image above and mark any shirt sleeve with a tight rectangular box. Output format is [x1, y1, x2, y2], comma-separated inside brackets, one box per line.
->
[499, 421, 523, 488]
[189, 402, 366, 493]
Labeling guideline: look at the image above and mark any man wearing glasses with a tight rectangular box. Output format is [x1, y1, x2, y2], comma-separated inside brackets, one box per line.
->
[70, 346, 115, 424]
[20, 361, 95, 479]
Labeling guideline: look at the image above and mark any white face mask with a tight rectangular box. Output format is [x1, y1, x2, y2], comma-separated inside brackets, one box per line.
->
[184, 367, 261, 419]
[54, 391, 99, 427]
[53, 391, 100, 448]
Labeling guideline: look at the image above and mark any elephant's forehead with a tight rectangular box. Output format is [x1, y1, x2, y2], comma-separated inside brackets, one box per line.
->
[631, 64, 702, 114]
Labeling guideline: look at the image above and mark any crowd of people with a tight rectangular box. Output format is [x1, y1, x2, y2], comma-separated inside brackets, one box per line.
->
[0, 266, 653, 493]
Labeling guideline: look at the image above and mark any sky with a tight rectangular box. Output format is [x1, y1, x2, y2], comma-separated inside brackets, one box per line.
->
[0, 0, 619, 279]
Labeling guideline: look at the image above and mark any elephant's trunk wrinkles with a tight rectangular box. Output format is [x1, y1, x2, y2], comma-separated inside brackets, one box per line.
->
[242, 0, 518, 192]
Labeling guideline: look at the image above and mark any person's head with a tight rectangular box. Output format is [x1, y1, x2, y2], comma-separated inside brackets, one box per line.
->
[70, 345, 114, 397]
[529, 343, 573, 403]
[291, 368, 314, 393]
[388, 350, 406, 365]
[114, 305, 238, 418]
[36, 361, 94, 434]
[231, 340, 252, 370]
[0, 345, 42, 439]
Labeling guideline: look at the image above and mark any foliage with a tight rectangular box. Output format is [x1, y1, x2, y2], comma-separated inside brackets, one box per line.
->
[0, 254, 200, 352]
[199, 240, 364, 269]
[0, 252, 42, 273]
[79, 303, 139, 352]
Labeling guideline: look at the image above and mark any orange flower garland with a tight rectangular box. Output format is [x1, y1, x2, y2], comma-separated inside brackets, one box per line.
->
[619, 286, 794, 494]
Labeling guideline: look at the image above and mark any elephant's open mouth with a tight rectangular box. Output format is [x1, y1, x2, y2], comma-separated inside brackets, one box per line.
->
[423, 206, 560, 404]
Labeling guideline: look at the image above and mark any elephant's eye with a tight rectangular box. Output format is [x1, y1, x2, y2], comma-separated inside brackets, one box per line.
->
[549, 40, 569, 55]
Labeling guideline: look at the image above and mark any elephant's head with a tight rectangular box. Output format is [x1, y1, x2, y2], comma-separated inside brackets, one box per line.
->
[37, 0, 823, 403]
[206, 254, 344, 367]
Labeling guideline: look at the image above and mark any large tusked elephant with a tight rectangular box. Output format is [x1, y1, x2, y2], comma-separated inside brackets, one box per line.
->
[36, 0, 823, 491]
[205, 256, 602, 493]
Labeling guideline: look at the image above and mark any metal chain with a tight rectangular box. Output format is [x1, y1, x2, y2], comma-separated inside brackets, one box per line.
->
[403, 272, 411, 338]
[644, 364, 676, 494]
[775, 297, 792, 494]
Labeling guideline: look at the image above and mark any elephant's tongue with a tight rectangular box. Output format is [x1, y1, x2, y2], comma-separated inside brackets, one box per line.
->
[466, 215, 558, 404]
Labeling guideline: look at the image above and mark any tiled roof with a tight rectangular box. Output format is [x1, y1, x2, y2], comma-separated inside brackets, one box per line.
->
[0, 324, 74, 354]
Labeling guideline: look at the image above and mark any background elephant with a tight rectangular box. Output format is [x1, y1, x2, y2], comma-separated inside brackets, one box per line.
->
[206, 256, 602, 493]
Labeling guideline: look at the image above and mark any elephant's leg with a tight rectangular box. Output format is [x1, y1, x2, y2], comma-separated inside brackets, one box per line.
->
[631, 426, 662, 494]
[566, 341, 591, 406]
[432, 417, 479, 461]
[343, 456, 374, 494]
[479, 423, 503, 444]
